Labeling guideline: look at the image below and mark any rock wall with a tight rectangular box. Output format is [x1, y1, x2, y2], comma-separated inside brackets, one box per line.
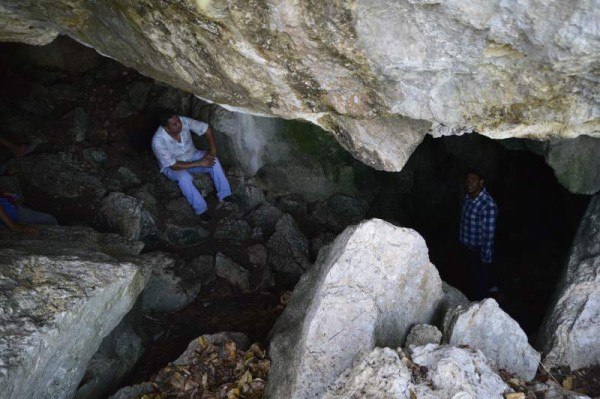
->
[538, 193, 600, 370]
[0, 226, 158, 399]
[1, 1, 598, 171]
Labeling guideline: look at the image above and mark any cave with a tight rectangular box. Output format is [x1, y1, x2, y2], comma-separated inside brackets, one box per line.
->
[1, 4, 599, 398]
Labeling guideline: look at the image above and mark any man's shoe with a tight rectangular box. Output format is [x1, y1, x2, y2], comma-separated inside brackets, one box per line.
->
[198, 212, 212, 223]
[222, 195, 234, 205]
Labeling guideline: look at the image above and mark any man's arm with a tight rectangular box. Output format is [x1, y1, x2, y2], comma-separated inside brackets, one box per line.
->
[480, 202, 498, 263]
[204, 126, 218, 156]
[169, 155, 216, 170]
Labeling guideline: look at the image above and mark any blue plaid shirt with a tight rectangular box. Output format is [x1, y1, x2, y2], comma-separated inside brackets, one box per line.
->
[459, 188, 498, 263]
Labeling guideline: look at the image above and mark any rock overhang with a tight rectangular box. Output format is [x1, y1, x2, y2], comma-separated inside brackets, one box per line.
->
[0, 0, 598, 175]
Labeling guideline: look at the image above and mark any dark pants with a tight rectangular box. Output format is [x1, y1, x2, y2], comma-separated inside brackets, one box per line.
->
[464, 245, 490, 301]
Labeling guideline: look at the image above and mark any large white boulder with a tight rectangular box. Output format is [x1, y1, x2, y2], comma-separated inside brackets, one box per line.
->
[444, 298, 540, 381]
[538, 193, 600, 370]
[0, 226, 158, 399]
[266, 219, 444, 399]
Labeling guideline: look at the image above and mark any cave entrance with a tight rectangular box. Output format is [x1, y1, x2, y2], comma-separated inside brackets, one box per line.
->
[370, 133, 592, 337]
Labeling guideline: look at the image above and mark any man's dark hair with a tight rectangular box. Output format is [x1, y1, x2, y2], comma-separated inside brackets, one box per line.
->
[158, 109, 177, 127]
[465, 167, 484, 180]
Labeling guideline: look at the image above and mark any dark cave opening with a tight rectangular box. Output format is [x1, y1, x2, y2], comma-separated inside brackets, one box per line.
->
[368, 133, 591, 338]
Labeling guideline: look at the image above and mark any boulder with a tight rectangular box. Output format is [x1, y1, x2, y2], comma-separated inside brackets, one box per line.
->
[160, 223, 210, 248]
[538, 193, 600, 370]
[141, 252, 203, 313]
[323, 347, 413, 399]
[266, 219, 444, 399]
[99, 192, 159, 246]
[193, 172, 215, 197]
[233, 181, 266, 212]
[215, 253, 250, 291]
[405, 324, 442, 349]
[310, 194, 369, 233]
[324, 345, 512, 399]
[74, 310, 143, 399]
[546, 136, 600, 195]
[116, 166, 141, 188]
[214, 218, 252, 241]
[266, 213, 310, 275]
[444, 299, 540, 381]
[245, 203, 284, 238]
[410, 344, 512, 398]
[82, 147, 108, 168]
[0, 225, 156, 399]
[189, 255, 215, 285]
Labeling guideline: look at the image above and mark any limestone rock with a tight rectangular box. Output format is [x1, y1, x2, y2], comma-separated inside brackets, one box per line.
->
[410, 344, 512, 398]
[266, 213, 310, 275]
[266, 219, 444, 399]
[405, 324, 443, 349]
[82, 147, 108, 168]
[100, 192, 159, 246]
[444, 299, 540, 380]
[246, 203, 284, 237]
[75, 311, 143, 399]
[233, 181, 266, 212]
[215, 253, 250, 291]
[546, 136, 600, 195]
[193, 173, 215, 197]
[214, 218, 252, 241]
[538, 193, 600, 370]
[0, 225, 156, 399]
[0, 4, 58, 45]
[324, 345, 512, 399]
[323, 347, 414, 399]
[310, 194, 369, 233]
[141, 252, 203, 313]
[189, 255, 215, 285]
[161, 223, 210, 248]
[3, 1, 598, 172]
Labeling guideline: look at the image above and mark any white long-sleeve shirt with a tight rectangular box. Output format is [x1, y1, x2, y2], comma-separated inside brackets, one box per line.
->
[151, 116, 209, 172]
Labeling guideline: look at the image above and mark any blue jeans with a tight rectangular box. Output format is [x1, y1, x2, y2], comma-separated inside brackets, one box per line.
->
[465, 245, 490, 300]
[162, 150, 232, 215]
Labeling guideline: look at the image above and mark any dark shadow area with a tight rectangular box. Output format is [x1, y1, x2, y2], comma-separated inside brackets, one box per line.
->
[369, 134, 591, 338]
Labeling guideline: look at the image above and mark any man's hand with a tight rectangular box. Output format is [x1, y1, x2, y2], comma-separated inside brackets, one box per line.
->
[197, 154, 216, 167]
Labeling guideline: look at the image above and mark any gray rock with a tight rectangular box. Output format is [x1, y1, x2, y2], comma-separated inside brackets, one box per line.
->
[61, 107, 89, 143]
[247, 244, 268, 268]
[405, 324, 442, 349]
[100, 192, 159, 246]
[245, 203, 284, 238]
[0, 6, 58, 45]
[215, 253, 250, 291]
[193, 171, 215, 197]
[278, 195, 308, 218]
[410, 344, 512, 398]
[126, 184, 158, 216]
[325, 345, 513, 399]
[233, 181, 266, 211]
[75, 311, 143, 399]
[214, 218, 252, 241]
[251, 226, 263, 241]
[546, 136, 600, 195]
[267, 214, 310, 275]
[116, 166, 141, 188]
[142, 252, 203, 313]
[109, 382, 155, 399]
[165, 197, 196, 222]
[82, 147, 108, 168]
[161, 223, 210, 248]
[266, 219, 444, 399]
[538, 193, 600, 370]
[9, 152, 105, 199]
[311, 194, 370, 233]
[126, 81, 151, 111]
[444, 298, 540, 381]
[0, 225, 157, 399]
[323, 347, 413, 399]
[189, 255, 215, 285]
[529, 381, 592, 399]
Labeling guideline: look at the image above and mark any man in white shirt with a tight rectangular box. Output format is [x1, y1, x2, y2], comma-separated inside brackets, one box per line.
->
[151, 109, 233, 223]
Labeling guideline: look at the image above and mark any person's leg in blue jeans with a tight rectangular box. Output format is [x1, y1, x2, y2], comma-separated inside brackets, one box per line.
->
[15, 206, 58, 225]
[162, 151, 232, 215]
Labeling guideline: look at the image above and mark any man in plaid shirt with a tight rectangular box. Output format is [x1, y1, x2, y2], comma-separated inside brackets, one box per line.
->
[459, 168, 498, 299]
